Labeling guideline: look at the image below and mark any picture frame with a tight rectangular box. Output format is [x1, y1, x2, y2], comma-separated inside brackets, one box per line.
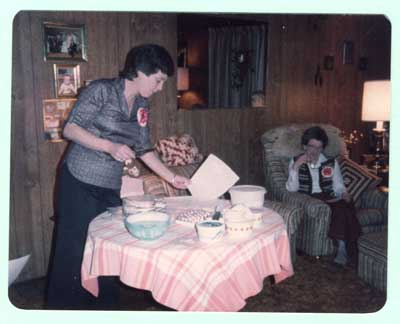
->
[53, 63, 81, 98]
[43, 21, 87, 61]
[42, 99, 76, 142]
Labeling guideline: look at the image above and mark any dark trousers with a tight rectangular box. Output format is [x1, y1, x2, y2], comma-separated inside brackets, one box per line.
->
[312, 192, 361, 261]
[46, 163, 122, 310]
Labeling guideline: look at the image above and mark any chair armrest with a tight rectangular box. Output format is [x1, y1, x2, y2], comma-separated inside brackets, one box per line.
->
[265, 200, 304, 236]
[281, 191, 332, 220]
[358, 187, 388, 210]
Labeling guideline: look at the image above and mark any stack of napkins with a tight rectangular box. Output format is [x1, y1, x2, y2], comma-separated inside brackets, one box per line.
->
[188, 154, 239, 200]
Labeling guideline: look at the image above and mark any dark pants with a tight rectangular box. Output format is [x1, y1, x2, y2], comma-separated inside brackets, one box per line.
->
[312, 192, 361, 261]
[46, 163, 122, 310]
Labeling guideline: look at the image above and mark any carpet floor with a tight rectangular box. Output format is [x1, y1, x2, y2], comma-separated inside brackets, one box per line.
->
[8, 254, 386, 313]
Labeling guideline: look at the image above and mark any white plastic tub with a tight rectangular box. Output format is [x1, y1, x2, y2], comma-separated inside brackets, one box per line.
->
[229, 185, 266, 208]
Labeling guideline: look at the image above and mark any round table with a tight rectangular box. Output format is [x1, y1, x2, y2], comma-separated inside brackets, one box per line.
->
[81, 200, 293, 311]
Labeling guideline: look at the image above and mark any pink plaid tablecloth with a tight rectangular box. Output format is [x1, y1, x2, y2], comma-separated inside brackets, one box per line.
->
[81, 206, 293, 312]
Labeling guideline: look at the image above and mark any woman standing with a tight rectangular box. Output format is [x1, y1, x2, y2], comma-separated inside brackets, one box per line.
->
[46, 44, 190, 309]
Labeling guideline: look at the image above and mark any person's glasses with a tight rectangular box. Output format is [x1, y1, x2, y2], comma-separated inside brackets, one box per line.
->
[306, 144, 323, 150]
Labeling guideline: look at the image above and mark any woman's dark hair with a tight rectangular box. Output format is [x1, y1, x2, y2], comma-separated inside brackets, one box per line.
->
[301, 126, 329, 148]
[119, 44, 174, 80]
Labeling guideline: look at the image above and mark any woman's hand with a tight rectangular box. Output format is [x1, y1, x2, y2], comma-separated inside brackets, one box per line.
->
[341, 191, 352, 203]
[140, 151, 191, 189]
[108, 143, 136, 162]
[293, 153, 309, 170]
[169, 174, 191, 189]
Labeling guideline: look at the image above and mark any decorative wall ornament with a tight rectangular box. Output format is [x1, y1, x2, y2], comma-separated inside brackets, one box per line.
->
[231, 49, 253, 89]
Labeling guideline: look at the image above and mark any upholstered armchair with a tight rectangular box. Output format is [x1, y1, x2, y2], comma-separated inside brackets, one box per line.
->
[261, 123, 388, 257]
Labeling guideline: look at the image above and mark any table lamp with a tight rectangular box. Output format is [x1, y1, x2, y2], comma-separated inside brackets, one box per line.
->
[177, 67, 189, 91]
[361, 80, 391, 170]
[177, 67, 189, 109]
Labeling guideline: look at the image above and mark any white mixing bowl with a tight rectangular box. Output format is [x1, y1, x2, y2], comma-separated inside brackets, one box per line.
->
[229, 185, 266, 208]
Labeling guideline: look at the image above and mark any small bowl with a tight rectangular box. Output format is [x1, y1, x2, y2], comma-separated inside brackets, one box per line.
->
[195, 220, 225, 243]
[124, 211, 171, 240]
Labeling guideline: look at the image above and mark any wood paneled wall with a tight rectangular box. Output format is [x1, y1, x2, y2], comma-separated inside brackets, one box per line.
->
[10, 11, 390, 281]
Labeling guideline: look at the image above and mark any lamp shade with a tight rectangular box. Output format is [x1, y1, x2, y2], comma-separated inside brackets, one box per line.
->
[361, 80, 391, 129]
[177, 67, 189, 91]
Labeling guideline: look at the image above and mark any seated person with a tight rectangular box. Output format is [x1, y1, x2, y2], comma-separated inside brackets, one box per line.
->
[285, 126, 361, 267]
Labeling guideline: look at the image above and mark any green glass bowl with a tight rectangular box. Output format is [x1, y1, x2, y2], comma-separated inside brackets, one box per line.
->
[124, 211, 171, 240]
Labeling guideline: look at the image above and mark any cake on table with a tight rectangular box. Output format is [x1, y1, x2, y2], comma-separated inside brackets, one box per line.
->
[175, 209, 213, 226]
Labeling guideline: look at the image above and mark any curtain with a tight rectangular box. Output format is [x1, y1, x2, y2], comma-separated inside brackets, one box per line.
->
[208, 24, 267, 108]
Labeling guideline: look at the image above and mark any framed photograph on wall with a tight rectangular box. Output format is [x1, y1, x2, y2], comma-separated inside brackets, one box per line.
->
[53, 63, 80, 98]
[43, 21, 87, 61]
[42, 99, 76, 142]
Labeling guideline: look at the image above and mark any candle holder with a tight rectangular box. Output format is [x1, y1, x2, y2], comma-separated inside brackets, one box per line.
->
[369, 128, 387, 170]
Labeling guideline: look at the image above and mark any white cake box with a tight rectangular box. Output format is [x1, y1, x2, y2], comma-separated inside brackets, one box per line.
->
[229, 185, 266, 208]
